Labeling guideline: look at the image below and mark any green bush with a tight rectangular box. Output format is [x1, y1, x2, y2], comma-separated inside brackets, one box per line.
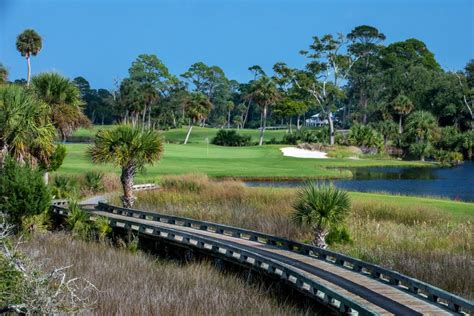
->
[83, 171, 104, 193]
[0, 158, 51, 228]
[282, 127, 329, 145]
[51, 175, 78, 199]
[433, 150, 464, 166]
[211, 129, 252, 146]
[348, 124, 383, 152]
[326, 226, 352, 246]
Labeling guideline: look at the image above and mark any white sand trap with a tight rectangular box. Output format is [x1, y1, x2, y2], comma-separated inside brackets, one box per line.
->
[280, 147, 328, 159]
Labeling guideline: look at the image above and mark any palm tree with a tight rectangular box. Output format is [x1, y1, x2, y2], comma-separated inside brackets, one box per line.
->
[0, 84, 55, 165]
[16, 29, 42, 86]
[183, 92, 212, 144]
[246, 76, 280, 145]
[32, 72, 89, 141]
[392, 94, 414, 134]
[0, 63, 8, 84]
[460, 131, 473, 160]
[88, 125, 164, 208]
[373, 120, 398, 147]
[405, 110, 438, 161]
[292, 183, 350, 249]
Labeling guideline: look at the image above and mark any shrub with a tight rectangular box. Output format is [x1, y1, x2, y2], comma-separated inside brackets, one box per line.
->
[348, 124, 383, 153]
[51, 175, 78, 199]
[409, 142, 433, 161]
[0, 158, 51, 228]
[436, 126, 461, 151]
[83, 171, 104, 193]
[282, 127, 329, 145]
[211, 130, 252, 146]
[326, 225, 352, 246]
[433, 150, 464, 166]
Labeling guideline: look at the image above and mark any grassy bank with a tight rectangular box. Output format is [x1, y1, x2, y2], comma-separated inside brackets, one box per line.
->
[20, 232, 308, 315]
[124, 175, 473, 299]
[57, 143, 430, 181]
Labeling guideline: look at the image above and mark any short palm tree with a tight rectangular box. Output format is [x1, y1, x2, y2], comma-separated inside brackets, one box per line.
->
[88, 125, 164, 208]
[246, 76, 280, 145]
[32, 72, 89, 141]
[392, 94, 414, 134]
[183, 92, 212, 144]
[405, 110, 438, 161]
[0, 84, 55, 165]
[292, 183, 350, 249]
[16, 29, 42, 85]
[0, 63, 8, 84]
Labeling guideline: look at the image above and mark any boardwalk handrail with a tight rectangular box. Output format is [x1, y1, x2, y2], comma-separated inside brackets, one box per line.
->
[96, 202, 474, 315]
[51, 204, 378, 315]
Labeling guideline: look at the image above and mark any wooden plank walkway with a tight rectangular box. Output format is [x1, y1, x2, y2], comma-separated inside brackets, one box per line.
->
[95, 209, 456, 315]
[51, 201, 473, 315]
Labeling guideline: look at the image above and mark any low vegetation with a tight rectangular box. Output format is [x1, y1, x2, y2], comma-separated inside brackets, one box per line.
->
[127, 174, 473, 299]
[18, 232, 307, 315]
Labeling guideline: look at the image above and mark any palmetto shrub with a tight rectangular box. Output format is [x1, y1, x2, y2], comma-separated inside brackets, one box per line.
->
[348, 124, 383, 153]
[211, 129, 252, 146]
[83, 171, 104, 193]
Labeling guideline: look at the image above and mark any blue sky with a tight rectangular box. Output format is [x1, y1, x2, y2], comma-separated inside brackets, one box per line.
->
[1, 0, 473, 89]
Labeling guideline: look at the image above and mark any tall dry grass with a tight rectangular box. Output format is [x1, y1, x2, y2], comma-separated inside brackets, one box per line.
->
[20, 232, 308, 315]
[128, 174, 473, 299]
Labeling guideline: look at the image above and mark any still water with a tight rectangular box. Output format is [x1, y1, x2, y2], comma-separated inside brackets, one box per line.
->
[245, 162, 474, 202]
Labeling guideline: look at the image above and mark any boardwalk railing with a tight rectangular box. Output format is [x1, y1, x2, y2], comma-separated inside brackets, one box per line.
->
[51, 203, 378, 315]
[94, 202, 474, 315]
[132, 183, 160, 191]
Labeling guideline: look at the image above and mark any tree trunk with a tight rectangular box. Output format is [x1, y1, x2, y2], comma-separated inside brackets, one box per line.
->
[26, 55, 31, 86]
[43, 172, 49, 185]
[227, 110, 231, 129]
[297, 115, 301, 130]
[421, 155, 425, 162]
[259, 106, 267, 146]
[328, 111, 335, 146]
[184, 124, 193, 144]
[243, 99, 252, 128]
[120, 166, 135, 208]
[312, 226, 329, 249]
[399, 115, 403, 134]
[289, 117, 292, 134]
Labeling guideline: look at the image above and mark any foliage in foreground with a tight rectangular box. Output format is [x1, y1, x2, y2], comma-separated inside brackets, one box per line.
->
[0, 158, 51, 228]
[0, 221, 96, 314]
[19, 232, 307, 315]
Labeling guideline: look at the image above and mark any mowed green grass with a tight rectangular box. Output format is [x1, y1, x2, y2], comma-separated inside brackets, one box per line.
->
[73, 126, 288, 144]
[348, 191, 474, 219]
[59, 142, 431, 181]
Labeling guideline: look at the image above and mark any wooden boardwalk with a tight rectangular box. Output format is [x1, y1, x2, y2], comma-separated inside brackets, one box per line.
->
[51, 201, 474, 316]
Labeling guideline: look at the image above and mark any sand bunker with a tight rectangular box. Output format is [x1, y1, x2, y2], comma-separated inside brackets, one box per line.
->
[280, 147, 328, 159]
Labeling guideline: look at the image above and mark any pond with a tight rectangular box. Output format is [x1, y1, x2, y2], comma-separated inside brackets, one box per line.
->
[245, 161, 474, 202]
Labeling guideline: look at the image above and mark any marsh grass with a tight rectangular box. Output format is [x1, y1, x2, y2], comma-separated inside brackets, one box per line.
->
[20, 232, 308, 315]
[130, 174, 473, 299]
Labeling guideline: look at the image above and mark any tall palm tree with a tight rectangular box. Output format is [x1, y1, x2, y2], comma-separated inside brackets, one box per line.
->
[292, 183, 350, 249]
[88, 125, 164, 208]
[406, 110, 438, 161]
[16, 29, 42, 86]
[246, 76, 280, 145]
[183, 92, 212, 144]
[0, 84, 55, 165]
[392, 94, 414, 134]
[32, 72, 89, 141]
